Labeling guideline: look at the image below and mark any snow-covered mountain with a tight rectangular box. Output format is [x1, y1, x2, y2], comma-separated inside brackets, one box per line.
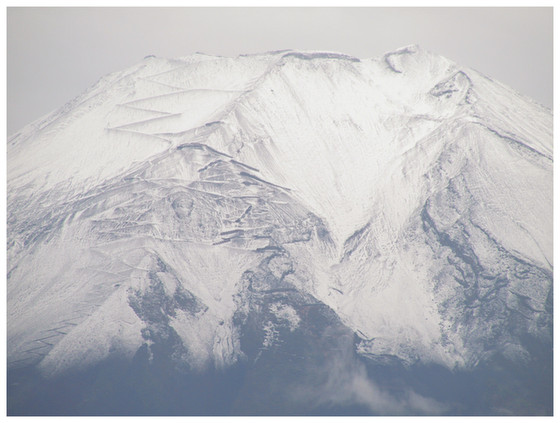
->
[7, 46, 552, 415]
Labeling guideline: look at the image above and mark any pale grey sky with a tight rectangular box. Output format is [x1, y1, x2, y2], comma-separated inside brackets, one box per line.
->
[7, 7, 553, 135]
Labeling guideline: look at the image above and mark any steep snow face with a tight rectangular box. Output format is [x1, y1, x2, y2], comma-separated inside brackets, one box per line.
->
[7, 47, 552, 376]
[206, 47, 462, 246]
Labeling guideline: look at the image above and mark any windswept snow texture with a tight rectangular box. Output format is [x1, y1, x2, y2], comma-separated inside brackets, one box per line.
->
[8, 47, 552, 415]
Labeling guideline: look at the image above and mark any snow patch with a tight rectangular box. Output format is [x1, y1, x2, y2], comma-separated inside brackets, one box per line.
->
[38, 287, 144, 377]
[270, 303, 300, 331]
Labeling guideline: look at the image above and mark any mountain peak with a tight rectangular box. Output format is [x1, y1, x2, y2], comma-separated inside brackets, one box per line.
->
[8, 47, 552, 415]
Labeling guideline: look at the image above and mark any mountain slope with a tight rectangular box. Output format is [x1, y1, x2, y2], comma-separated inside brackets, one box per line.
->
[7, 46, 552, 415]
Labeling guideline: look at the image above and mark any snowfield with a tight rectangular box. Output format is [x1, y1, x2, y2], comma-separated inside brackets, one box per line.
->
[8, 46, 552, 382]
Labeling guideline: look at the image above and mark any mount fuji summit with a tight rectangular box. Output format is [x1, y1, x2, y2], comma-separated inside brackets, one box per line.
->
[7, 46, 552, 415]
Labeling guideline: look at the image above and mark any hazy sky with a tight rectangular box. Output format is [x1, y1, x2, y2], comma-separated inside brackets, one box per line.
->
[7, 7, 553, 135]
